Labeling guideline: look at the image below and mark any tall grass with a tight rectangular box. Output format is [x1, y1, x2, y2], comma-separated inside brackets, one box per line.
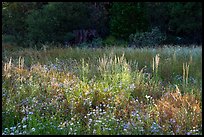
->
[2, 44, 202, 135]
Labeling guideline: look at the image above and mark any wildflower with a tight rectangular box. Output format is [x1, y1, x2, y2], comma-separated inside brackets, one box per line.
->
[96, 120, 102, 123]
[151, 122, 161, 134]
[71, 117, 75, 121]
[139, 127, 144, 132]
[23, 125, 27, 128]
[129, 83, 135, 89]
[89, 119, 92, 123]
[123, 128, 127, 132]
[145, 95, 151, 99]
[189, 129, 199, 135]
[70, 122, 74, 126]
[93, 129, 96, 134]
[169, 118, 176, 124]
[29, 112, 33, 115]
[123, 122, 131, 130]
[104, 88, 108, 92]
[10, 126, 16, 131]
[186, 132, 191, 135]
[175, 125, 181, 133]
[131, 111, 137, 116]
[32, 128, 35, 132]
[108, 128, 111, 131]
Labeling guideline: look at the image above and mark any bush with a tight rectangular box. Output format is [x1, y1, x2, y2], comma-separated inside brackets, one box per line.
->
[64, 32, 75, 41]
[103, 35, 117, 46]
[91, 38, 103, 48]
[103, 35, 128, 47]
[153, 88, 202, 134]
[129, 27, 166, 48]
[2, 35, 16, 43]
[78, 38, 103, 48]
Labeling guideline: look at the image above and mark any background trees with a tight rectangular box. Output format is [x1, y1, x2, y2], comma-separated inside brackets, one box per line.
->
[2, 2, 202, 48]
[2, 2, 47, 46]
[109, 2, 149, 40]
[168, 2, 202, 44]
[26, 2, 109, 45]
[146, 2, 202, 45]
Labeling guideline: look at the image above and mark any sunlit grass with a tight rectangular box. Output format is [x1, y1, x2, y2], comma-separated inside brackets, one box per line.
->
[2, 44, 202, 135]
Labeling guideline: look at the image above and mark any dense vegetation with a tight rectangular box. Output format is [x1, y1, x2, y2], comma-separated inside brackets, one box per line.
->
[2, 2, 202, 135]
[2, 2, 202, 48]
[2, 44, 202, 135]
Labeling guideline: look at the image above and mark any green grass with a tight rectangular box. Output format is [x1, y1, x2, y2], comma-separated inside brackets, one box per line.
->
[2, 44, 202, 135]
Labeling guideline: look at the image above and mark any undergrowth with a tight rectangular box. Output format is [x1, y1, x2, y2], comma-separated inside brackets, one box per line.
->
[2, 44, 202, 135]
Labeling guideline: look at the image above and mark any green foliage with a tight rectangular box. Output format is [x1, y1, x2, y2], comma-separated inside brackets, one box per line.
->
[103, 35, 117, 46]
[103, 35, 128, 47]
[63, 32, 75, 42]
[91, 38, 103, 48]
[2, 3, 27, 46]
[2, 35, 16, 43]
[129, 27, 166, 48]
[26, 2, 108, 47]
[110, 2, 149, 40]
[168, 2, 202, 44]
[146, 2, 202, 45]
[26, 2, 69, 44]
[2, 46, 202, 135]
[2, 2, 47, 47]
[77, 38, 104, 48]
[146, 3, 171, 33]
[2, 2, 202, 47]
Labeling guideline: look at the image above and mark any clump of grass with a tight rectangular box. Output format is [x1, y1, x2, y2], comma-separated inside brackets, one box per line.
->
[182, 62, 189, 88]
[98, 53, 131, 84]
[152, 54, 160, 80]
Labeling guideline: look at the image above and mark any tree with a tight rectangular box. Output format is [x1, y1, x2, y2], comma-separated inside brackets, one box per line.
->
[2, 2, 48, 46]
[168, 2, 202, 44]
[26, 2, 109, 46]
[109, 2, 149, 40]
[146, 2, 202, 45]
[146, 2, 171, 33]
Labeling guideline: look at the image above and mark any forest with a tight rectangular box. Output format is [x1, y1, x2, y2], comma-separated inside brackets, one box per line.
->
[2, 2, 202, 135]
[2, 2, 202, 48]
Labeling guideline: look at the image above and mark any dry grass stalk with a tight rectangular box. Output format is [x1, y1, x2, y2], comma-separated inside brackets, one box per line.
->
[183, 63, 189, 86]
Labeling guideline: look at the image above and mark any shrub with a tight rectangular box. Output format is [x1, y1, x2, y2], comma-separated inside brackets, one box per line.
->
[152, 86, 202, 134]
[91, 38, 103, 48]
[103, 36, 117, 46]
[63, 32, 75, 46]
[129, 27, 166, 48]
[103, 36, 128, 47]
[2, 35, 16, 43]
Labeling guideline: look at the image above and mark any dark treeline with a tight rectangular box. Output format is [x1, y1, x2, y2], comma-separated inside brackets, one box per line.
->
[2, 2, 202, 48]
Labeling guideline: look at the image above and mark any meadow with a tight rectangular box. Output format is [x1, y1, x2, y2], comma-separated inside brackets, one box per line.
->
[2, 43, 202, 135]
